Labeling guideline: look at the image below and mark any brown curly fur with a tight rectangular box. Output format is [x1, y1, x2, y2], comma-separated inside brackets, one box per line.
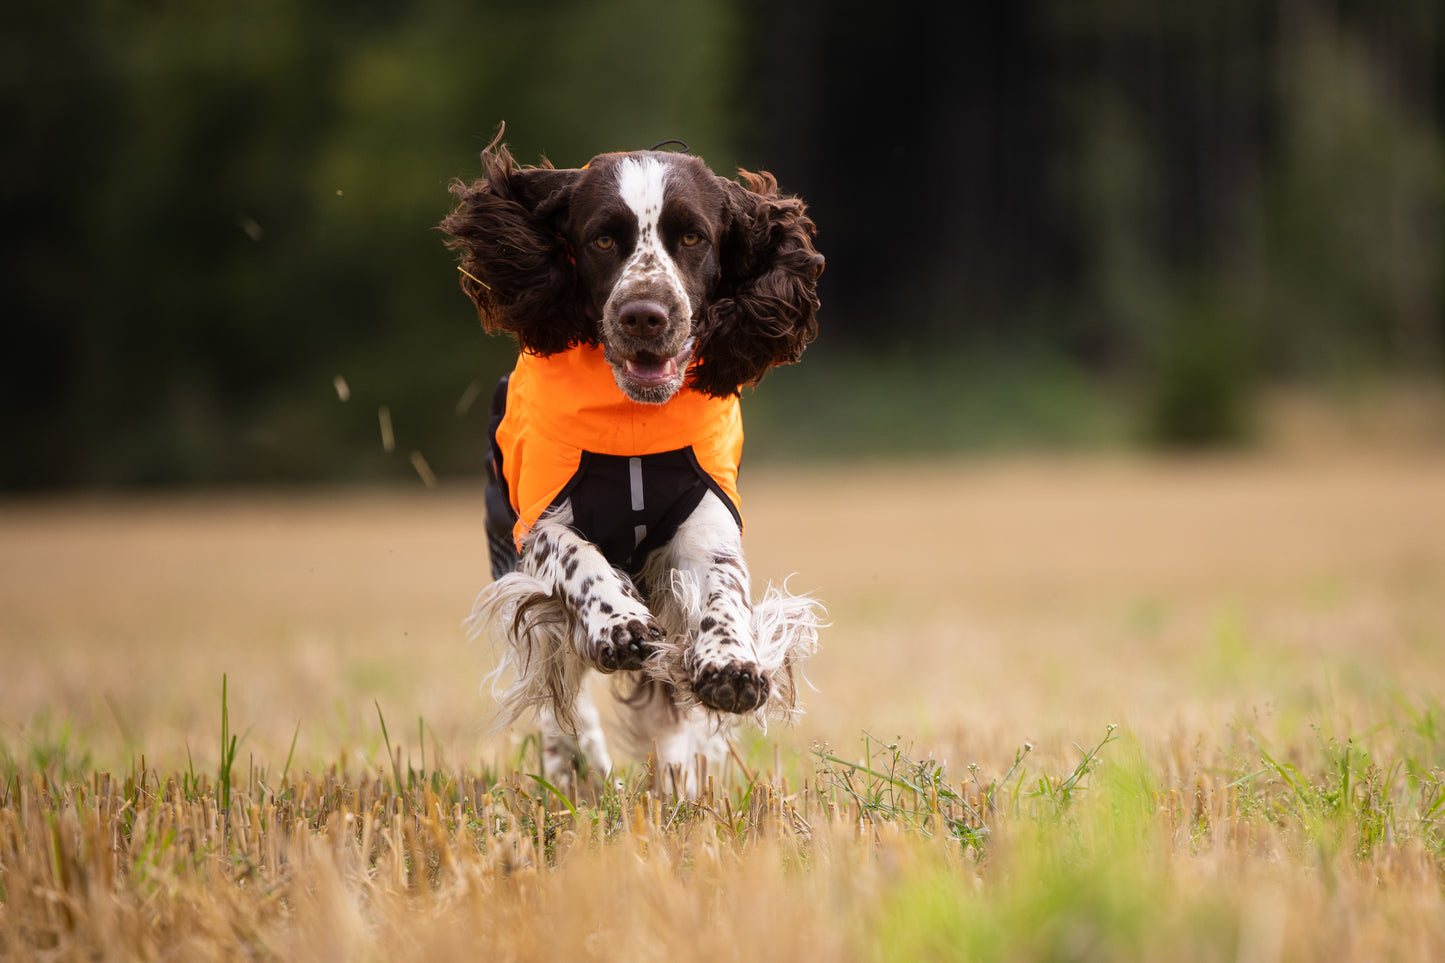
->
[440, 138, 594, 357]
[688, 171, 824, 397]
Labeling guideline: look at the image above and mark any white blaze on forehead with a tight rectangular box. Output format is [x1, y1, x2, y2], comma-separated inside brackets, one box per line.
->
[612, 157, 691, 317]
[616, 156, 669, 229]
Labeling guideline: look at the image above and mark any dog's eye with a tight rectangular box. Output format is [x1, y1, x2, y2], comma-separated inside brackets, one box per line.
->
[681, 232, 702, 247]
[594, 235, 615, 251]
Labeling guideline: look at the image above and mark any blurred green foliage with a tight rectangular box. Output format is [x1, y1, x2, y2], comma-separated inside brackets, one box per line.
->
[1050, 2, 1444, 446]
[3, 0, 745, 487]
[3, 0, 1442, 487]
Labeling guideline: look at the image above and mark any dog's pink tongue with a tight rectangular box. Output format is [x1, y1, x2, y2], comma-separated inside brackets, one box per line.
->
[624, 357, 679, 384]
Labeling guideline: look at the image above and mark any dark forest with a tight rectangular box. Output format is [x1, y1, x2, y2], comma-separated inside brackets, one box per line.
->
[4, 0, 1441, 487]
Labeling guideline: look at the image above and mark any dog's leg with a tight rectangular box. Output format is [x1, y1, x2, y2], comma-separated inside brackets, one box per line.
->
[539, 682, 612, 792]
[526, 504, 664, 673]
[615, 679, 728, 798]
[662, 492, 770, 713]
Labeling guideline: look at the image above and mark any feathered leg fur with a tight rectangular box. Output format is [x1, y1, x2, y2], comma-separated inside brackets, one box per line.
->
[469, 494, 823, 792]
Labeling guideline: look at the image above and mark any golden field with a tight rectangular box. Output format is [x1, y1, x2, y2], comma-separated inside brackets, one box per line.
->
[2, 445, 1445, 960]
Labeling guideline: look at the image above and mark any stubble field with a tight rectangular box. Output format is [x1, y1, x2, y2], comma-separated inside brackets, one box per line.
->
[2, 450, 1445, 960]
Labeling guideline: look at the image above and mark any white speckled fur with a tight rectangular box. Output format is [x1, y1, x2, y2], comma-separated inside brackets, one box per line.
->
[469, 493, 823, 793]
[642, 492, 759, 677]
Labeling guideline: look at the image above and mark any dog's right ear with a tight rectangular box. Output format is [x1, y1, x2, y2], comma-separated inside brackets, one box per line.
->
[441, 139, 593, 356]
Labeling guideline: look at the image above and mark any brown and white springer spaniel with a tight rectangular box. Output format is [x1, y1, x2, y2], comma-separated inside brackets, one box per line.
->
[441, 133, 824, 791]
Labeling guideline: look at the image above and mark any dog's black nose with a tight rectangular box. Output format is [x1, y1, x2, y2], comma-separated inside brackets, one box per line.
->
[617, 301, 667, 338]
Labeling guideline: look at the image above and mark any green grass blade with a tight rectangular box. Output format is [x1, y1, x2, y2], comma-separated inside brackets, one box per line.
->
[526, 773, 579, 818]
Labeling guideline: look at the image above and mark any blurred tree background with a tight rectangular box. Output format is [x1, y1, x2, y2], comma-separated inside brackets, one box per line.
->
[3, 0, 1442, 489]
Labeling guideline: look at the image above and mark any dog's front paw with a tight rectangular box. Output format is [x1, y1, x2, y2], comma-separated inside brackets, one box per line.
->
[591, 615, 664, 673]
[693, 662, 770, 714]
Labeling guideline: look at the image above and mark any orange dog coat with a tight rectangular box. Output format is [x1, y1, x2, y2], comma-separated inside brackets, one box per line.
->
[491, 344, 744, 569]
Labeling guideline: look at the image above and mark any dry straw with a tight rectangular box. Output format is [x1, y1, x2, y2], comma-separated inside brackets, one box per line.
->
[4, 721, 1445, 961]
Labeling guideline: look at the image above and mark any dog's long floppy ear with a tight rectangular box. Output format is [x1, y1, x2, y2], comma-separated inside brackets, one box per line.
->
[441, 138, 592, 356]
[687, 170, 824, 398]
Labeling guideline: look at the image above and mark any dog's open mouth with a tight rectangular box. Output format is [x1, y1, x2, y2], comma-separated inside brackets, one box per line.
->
[618, 339, 694, 389]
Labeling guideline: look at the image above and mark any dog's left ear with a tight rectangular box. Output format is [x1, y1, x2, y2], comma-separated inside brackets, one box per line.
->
[687, 170, 825, 398]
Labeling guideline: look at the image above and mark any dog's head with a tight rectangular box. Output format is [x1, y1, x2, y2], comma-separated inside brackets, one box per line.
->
[441, 134, 824, 404]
